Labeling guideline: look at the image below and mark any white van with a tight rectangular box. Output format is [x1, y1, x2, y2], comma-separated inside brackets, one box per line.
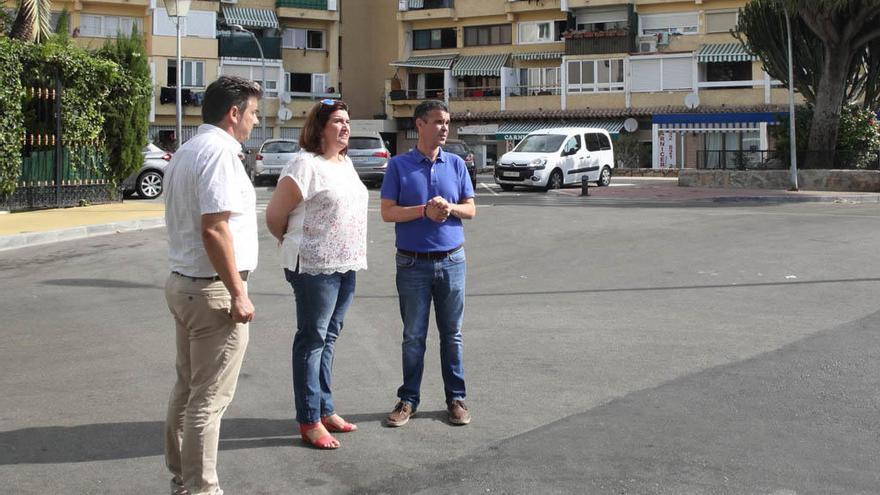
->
[494, 127, 615, 191]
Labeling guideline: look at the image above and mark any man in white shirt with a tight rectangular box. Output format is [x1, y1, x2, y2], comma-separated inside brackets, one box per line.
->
[162, 75, 261, 495]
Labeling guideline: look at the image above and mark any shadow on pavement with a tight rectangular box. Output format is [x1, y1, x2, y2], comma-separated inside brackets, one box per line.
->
[353, 310, 880, 494]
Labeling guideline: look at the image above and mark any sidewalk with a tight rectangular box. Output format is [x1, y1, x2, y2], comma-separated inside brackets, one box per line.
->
[0, 201, 165, 252]
[1, 182, 878, 252]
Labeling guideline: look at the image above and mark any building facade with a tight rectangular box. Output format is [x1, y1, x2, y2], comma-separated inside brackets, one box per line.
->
[384, 0, 799, 169]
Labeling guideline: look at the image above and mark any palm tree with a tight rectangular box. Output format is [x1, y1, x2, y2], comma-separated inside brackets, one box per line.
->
[9, 0, 52, 43]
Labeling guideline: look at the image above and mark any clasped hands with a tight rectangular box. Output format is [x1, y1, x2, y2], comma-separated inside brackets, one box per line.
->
[425, 196, 452, 223]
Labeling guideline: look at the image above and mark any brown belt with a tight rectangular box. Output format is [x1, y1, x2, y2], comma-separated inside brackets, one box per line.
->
[172, 270, 250, 282]
[397, 246, 462, 260]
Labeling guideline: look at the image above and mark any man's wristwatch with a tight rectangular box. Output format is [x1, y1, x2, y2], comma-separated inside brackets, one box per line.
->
[423, 203, 429, 218]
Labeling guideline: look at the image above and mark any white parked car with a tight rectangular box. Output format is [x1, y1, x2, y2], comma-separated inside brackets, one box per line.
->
[123, 143, 172, 199]
[494, 127, 615, 192]
[254, 138, 300, 185]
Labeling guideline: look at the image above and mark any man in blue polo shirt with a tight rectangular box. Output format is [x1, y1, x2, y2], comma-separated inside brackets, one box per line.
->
[380, 100, 476, 427]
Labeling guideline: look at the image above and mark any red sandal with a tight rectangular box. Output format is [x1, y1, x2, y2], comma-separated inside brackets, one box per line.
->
[299, 422, 340, 449]
[321, 414, 358, 433]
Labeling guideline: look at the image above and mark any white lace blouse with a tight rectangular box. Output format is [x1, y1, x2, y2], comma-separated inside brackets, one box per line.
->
[279, 151, 368, 275]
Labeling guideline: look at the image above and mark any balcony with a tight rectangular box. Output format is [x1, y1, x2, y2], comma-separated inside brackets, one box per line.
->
[564, 30, 635, 56]
[219, 35, 282, 60]
[400, 0, 454, 10]
[277, 0, 327, 8]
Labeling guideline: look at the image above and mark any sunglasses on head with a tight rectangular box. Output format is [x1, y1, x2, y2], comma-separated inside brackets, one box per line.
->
[320, 99, 336, 106]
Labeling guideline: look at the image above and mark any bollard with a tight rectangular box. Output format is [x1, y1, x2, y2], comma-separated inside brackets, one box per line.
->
[581, 175, 589, 196]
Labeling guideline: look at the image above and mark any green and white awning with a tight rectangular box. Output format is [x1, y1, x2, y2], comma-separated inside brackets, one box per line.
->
[223, 7, 279, 30]
[451, 54, 510, 77]
[390, 54, 457, 70]
[511, 51, 565, 61]
[697, 43, 757, 63]
[496, 120, 626, 140]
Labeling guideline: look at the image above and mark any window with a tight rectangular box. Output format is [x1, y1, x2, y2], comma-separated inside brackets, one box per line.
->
[285, 72, 329, 94]
[168, 59, 205, 88]
[584, 133, 602, 152]
[630, 56, 693, 92]
[518, 21, 555, 43]
[153, 9, 215, 38]
[412, 28, 456, 50]
[79, 14, 143, 37]
[464, 24, 512, 47]
[282, 28, 325, 49]
[597, 133, 612, 150]
[704, 131, 761, 168]
[567, 58, 624, 93]
[520, 67, 559, 93]
[639, 13, 699, 36]
[706, 11, 738, 34]
[705, 61, 752, 82]
[562, 135, 582, 155]
[575, 7, 629, 32]
[222, 65, 280, 97]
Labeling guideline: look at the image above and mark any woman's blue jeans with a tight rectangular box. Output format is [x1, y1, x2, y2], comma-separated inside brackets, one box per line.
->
[285, 268, 356, 424]
[395, 247, 467, 410]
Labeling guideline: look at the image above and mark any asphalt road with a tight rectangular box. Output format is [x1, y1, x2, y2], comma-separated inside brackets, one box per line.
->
[2, 184, 880, 494]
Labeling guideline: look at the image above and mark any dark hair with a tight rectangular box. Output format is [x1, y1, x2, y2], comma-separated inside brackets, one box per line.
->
[201, 75, 263, 125]
[414, 99, 449, 123]
[299, 99, 350, 154]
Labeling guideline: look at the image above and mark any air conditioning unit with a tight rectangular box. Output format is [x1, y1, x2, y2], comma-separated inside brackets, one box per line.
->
[638, 36, 657, 53]
[657, 32, 670, 45]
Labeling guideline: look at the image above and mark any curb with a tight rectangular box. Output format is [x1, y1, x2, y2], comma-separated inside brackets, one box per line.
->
[0, 217, 165, 252]
[711, 194, 880, 204]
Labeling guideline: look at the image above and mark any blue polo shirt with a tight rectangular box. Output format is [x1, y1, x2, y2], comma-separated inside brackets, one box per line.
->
[381, 147, 475, 252]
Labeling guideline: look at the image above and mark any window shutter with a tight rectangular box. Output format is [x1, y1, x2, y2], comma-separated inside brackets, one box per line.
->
[661, 57, 693, 90]
[153, 9, 178, 37]
[630, 59, 661, 91]
[577, 7, 628, 25]
[641, 13, 698, 31]
[706, 12, 737, 33]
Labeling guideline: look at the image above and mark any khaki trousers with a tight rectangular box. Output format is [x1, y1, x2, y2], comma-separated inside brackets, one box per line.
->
[164, 273, 249, 495]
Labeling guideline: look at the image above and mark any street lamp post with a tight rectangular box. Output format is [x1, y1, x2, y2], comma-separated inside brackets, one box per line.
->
[783, 3, 798, 191]
[230, 24, 266, 144]
[163, 0, 191, 150]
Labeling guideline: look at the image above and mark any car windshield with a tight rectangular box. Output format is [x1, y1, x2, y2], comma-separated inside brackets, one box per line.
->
[513, 134, 566, 153]
[349, 137, 383, 149]
[262, 141, 299, 153]
[444, 143, 467, 155]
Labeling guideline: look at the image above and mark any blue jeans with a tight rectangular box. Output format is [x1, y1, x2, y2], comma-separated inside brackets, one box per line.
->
[285, 268, 356, 424]
[395, 247, 467, 410]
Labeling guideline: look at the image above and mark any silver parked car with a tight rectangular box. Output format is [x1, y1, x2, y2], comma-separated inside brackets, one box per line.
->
[255, 139, 300, 185]
[123, 143, 172, 199]
[348, 133, 390, 187]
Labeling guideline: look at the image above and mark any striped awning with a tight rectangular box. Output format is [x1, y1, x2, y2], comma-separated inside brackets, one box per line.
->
[452, 54, 510, 77]
[391, 54, 457, 70]
[511, 51, 565, 61]
[655, 122, 762, 133]
[223, 7, 278, 29]
[697, 43, 757, 63]
[496, 120, 626, 140]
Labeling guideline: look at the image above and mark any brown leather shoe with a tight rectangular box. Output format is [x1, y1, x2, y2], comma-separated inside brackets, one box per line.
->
[447, 400, 471, 425]
[386, 401, 414, 427]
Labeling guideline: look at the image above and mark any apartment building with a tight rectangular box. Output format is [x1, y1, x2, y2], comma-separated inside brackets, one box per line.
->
[385, 0, 795, 169]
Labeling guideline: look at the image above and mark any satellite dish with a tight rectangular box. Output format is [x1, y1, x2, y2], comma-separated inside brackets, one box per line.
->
[277, 107, 294, 122]
[623, 118, 638, 133]
[280, 92, 292, 104]
[684, 93, 700, 109]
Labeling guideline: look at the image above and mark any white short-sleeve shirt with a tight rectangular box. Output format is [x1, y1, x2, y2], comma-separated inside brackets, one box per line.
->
[279, 152, 368, 275]
[164, 124, 258, 277]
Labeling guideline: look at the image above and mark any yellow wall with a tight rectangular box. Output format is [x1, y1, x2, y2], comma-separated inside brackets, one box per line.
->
[340, 0, 398, 119]
[505, 94, 562, 112]
[567, 92, 627, 109]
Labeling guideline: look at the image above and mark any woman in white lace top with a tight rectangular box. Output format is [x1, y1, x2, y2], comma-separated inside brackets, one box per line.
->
[266, 99, 368, 450]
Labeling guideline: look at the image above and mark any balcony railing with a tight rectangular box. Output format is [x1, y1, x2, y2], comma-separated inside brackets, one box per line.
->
[218, 35, 282, 60]
[400, 0, 453, 11]
[449, 86, 501, 99]
[696, 150, 880, 170]
[564, 30, 635, 55]
[389, 89, 446, 100]
[277, 0, 327, 9]
[507, 84, 562, 97]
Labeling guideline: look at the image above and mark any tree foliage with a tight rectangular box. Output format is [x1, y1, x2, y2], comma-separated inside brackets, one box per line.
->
[735, 0, 880, 160]
[97, 28, 152, 187]
[9, 0, 52, 43]
[0, 38, 24, 198]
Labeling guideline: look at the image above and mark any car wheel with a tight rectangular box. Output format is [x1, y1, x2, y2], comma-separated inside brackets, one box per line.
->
[137, 170, 163, 199]
[499, 184, 514, 192]
[596, 166, 612, 187]
[545, 169, 563, 191]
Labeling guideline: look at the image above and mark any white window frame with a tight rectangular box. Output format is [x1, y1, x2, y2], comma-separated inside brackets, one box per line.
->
[221, 62, 283, 98]
[169, 59, 205, 88]
[153, 9, 215, 39]
[79, 14, 143, 38]
[282, 28, 326, 50]
[630, 54, 694, 92]
[284, 72, 330, 95]
[639, 13, 699, 36]
[566, 58, 625, 93]
[517, 21, 555, 44]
